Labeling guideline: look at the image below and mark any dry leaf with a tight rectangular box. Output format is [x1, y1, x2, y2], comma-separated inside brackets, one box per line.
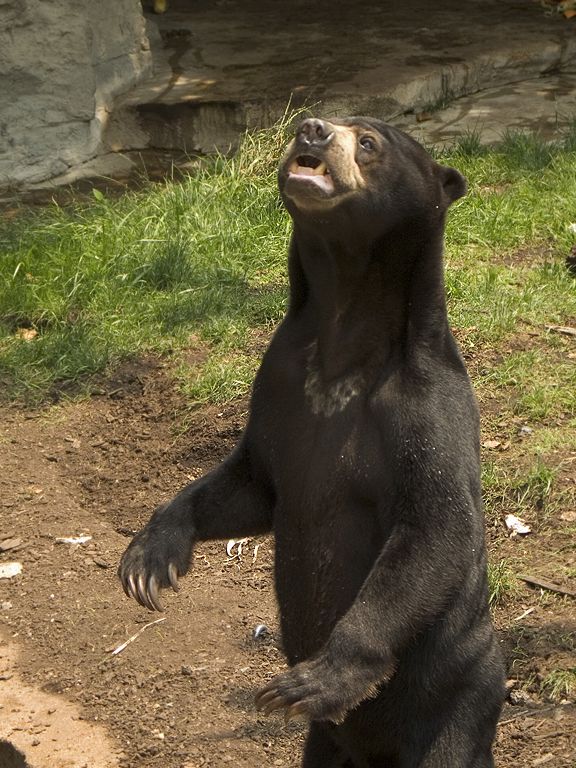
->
[505, 514, 531, 537]
[15, 328, 38, 341]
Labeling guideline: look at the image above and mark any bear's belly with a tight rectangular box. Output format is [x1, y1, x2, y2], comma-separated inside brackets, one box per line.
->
[272, 493, 384, 663]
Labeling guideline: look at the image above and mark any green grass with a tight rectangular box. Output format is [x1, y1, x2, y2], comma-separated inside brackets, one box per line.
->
[442, 131, 576, 346]
[487, 559, 516, 606]
[540, 668, 576, 701]
[180, 351, 260, 405]
[0, 119, 294, 402]
[481, 454, 566, 529]
[478, 348, 576, 421]
[1, 120, 576, 407]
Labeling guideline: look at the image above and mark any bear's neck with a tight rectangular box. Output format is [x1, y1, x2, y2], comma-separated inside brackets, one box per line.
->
[288, 223, 451, 379]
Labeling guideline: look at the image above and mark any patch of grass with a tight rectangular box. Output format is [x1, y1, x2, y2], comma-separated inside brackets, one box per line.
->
[450, 128, 487, 158]
[482, 458, 559, 529]
[180, 352, 259, 404]
[540, 668, 576, 701]
[510, 461, 555, 513]
[562, 118, 576, 151]
[0, 115, 295, 402]
[498, 129, 555, 172]
[487, 559, 516, 606]
[478, 349, 576, 422]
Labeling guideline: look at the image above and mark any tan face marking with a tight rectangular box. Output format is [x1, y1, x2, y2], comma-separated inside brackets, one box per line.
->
[330, 125, 367, 193]
[281, 123, 371, 211]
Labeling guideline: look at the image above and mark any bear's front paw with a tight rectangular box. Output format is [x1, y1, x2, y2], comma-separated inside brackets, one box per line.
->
[255, 654, 394, 724]
[118, 511, 193, 612]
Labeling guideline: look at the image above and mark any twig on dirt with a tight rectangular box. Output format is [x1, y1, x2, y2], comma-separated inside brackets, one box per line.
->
[532, 754, 554, 767]
[499, 705, 557, 726]
[518, 574, 576, 598]
[544, 324, 576, 337]
[533, 730, 566, 742]
[514, 606, 536, 621]
[110, 617, 166, 656]
[55, 535, 92, 545]
[226, 538, 249, 559]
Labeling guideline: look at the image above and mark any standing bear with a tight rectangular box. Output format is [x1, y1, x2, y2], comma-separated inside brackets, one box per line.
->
[119, 116, 506, 767]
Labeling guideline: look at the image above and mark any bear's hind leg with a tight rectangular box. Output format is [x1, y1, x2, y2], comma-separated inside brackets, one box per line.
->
[399, 711, 498, 768]
[302, 723, 357, 768]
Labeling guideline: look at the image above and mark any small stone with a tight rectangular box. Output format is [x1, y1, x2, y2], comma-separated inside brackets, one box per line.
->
[509, 688, 534, 706]
[253, 624, 269, 640]
[0, 562, 22, 579]
[0, 538, 23, 552]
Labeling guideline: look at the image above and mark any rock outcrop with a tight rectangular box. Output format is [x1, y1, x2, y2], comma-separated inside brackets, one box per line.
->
[0, 0, 152, 189]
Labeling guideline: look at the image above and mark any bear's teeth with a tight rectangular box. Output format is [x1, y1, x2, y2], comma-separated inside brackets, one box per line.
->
[292, 161, 328, 176]
[314, 161, 328, 176]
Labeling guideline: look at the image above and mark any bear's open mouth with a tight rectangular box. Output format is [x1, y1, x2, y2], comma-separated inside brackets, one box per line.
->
[290, 155, 330, 178]
[286, 155, 334, 198]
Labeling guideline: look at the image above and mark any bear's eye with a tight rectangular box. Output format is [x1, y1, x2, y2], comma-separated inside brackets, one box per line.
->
[359, 136, 376, 152]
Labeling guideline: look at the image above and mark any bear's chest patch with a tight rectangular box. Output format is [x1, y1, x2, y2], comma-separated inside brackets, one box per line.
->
[304, 347, 366, 417]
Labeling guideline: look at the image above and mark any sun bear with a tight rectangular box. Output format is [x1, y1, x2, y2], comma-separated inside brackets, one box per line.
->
[119, 116, 506, 767]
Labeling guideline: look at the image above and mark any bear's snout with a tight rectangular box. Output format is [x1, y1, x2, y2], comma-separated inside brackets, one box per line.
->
[296, 118, 335, 148]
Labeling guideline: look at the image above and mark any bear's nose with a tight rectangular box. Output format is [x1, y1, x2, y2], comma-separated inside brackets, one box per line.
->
[296, 118, 334, 147]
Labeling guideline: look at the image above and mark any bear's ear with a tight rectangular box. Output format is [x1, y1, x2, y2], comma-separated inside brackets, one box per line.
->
[439, 165, 467, 204]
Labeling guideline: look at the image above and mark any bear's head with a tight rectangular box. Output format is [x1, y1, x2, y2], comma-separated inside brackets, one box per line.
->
[279, 117, 466, 237]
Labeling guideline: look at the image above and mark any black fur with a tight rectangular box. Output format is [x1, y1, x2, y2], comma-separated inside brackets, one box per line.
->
[119, 117, 505, 767]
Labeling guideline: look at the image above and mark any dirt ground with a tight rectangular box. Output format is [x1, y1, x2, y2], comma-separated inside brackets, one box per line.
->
[0, 354, 574, 768]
